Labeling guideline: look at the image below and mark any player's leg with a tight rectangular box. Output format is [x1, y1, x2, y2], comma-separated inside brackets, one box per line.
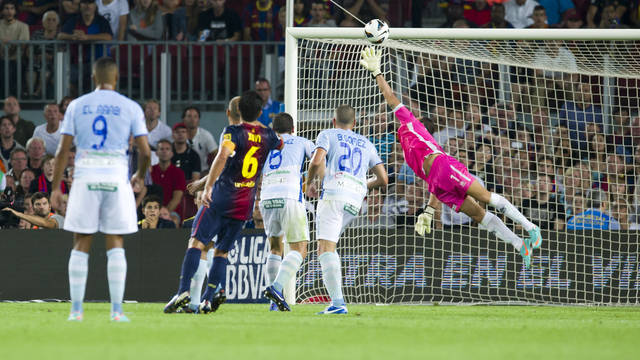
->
[105, 234, 129, 322]
[186, 242, 213, 312]
[465, 180, 542, 248]
[68, 233, 92, 321]
[266, 235, 284, 285]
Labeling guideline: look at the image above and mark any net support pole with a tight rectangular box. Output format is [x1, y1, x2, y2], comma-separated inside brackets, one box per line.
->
[283, 0, 298, 306]
[55, 51, 64, 101]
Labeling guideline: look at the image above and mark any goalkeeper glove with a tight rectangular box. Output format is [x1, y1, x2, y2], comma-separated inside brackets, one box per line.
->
[415, 206, 436, 236]
[359, 47, 382, 78]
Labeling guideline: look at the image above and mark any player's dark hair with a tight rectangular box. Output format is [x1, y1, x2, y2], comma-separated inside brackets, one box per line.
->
[335, 104, 355, 126]
[273, 112, 294, 134]
[239, 90, 263, 123]
[142, 195, 162, 208]
[2, 0, 17, 9]
[181, 106, 200, 120]
[31, 192, 49, 206]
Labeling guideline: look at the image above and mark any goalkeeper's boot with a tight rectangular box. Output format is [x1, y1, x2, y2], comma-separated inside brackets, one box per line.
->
[317, 305, 348, 315]
[110, 312, 130, 322]
[67, 311, 83, 322]
[163, 291, 191, 314]
[529, 226, 543, 249]
[519, 237, 532, 269]
[199, 286, 226, 314]
[263, 285, 291, 312]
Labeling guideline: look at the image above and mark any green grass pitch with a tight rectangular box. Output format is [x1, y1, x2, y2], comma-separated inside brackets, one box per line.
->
[2, 303, 639, 360]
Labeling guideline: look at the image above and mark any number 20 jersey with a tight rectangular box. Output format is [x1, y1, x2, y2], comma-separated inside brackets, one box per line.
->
[60, 89, 148, 181]
[260, 133, 314, 202]
[210, 123, 282, 220]
[315, 128, 382, 207]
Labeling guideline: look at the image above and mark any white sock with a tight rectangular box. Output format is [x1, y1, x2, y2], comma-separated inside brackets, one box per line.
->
[273, 251, 303, 292]
[481, 212, 523, 250]
[189, 259, 208, 308]
[68, 250, 88, 313]
[489, 193, 535, 231]
[318, 251, 345, 307]
[206, 248, 214, 270]
[107, 248, 127, 314]
[266, 253, 282, 285]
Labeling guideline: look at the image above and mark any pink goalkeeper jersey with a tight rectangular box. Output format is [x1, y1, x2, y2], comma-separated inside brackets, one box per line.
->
[394, 104, 445, 181]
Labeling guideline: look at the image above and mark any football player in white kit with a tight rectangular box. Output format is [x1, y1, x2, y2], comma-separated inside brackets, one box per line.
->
[51, 57, 151, 322]
[260, 112, 314, 312]
[305, 104, 388, 314]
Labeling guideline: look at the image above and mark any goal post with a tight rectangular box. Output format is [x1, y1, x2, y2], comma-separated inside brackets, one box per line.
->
[284, 27, 640, 305]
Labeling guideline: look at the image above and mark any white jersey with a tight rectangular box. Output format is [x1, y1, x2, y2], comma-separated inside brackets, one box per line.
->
[316, 128, 382, 208]
[60, 89, 148, 181]
[261, 133, 314, 202]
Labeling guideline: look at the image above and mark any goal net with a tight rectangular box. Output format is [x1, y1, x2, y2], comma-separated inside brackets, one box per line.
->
[287, 28, 640, 305]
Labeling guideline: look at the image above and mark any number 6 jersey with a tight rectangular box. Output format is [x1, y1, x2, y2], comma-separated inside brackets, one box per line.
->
[210, 122, 282, 220]
[315, 128, 382, 208]
[60, 89, 148, 181]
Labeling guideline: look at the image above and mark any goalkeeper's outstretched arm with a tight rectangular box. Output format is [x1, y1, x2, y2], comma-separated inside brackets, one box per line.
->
[359, 47, 400, 109]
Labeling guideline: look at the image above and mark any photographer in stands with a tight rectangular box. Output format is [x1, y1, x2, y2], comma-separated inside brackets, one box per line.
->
[1, 191, 64, 229]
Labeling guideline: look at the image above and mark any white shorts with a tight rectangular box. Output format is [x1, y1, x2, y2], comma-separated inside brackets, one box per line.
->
[259, 198, 309, 243]
[64, 178, 138, 235]
[316, 199, 359, 243]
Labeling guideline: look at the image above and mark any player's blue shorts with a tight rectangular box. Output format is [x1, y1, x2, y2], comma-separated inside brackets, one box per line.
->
[190, 206, 245, 252]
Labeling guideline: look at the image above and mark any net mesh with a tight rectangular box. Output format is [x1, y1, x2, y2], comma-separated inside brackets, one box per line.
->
[292, 36, 640, 305]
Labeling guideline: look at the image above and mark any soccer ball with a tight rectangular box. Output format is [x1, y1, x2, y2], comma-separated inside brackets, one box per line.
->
[363, 19, 389, 44]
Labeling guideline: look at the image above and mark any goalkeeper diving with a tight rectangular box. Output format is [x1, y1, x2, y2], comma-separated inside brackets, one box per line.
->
[359, 47, 541, 268]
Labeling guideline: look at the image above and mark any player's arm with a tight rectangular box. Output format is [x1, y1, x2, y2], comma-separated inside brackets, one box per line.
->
[187, 175, 207, 195]
[132, 135, 152, 192]
[360, 47, 400, 109]
[367, 163, 388, 191]
[305, 148, 326, 198]
[202, 141, 234, 207]
[51, 134, 74, 211]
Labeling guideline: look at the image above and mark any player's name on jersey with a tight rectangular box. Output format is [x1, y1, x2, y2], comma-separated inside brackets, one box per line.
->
[81, 104, 121, 116]
[234, 180, 256, 188]
[248, 132, 262, 143]
[336, 133, 367, 148]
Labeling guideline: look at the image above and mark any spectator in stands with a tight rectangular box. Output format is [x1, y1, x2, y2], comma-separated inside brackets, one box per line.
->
[144, 99, 171, 149]
[29, 10, 60, 98]
[32, 103, 62, 156]
[159, 205, 180, 227]
[567, 189, 620, 230]
[484, 3, 514, 28]
[522, 173, 564, 230]
[464, 104, 491, 142]
[242, 0, 279, 41]
[338, 0, 389, 25]
[29, 154, 68, 194]
[97, 0, 129, 41]
[127, 0, 164, 40]
[151, 139, 185, 215]
[433, 108, 465, 145]
[25, 136, 45, 177]
[537, 0, 574, 26]
[163, 0, 185, 40]
[3, 97, 34, 147]
[255, 78, 281, 127]
[60, 0, 81, 22]
[440, 1, 464, 27]
[308, 0, 336, 26]
[610, 197, 631, 229]
[291, 0, 309, 26]
[528, 5, 549, 28]
[6, 147, 27, 180]
[180, 0, 201, 41]
[196, 0, 241, 41]
[181, 106, 217, 175]
[17, 0, 57, 25]
[610, 108, 633, 159]
[0, 0, 29, 97]
[58, 0, 112, 96]
[171, 122, 200, 181]
[366, 105, 394, 163]
[464, 0, 491, 27]
[505, 0, 539, 28]
[470, 138, 494, 186]
[15, 166, 34, 195]
[138, 194, 176, 228]
[587, 0, 628, 28]
[1, 115, 23, 172]
[587, 132, 608, 185]
[58, 95, 73, 115]
[1, 191, 64, 228]
[562, 7, 584, 28]
[559, 83, 603, 152]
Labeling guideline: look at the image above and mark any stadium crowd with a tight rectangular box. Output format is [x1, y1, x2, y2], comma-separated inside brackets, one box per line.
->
[1, 0, 640, 232]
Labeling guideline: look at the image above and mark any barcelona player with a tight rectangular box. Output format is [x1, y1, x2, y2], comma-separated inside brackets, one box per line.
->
[359, 47, 541, 268]
[164, 91, 282, 314]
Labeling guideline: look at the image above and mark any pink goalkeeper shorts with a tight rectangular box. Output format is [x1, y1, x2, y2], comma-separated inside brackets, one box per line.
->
[426, 154, 475, 212]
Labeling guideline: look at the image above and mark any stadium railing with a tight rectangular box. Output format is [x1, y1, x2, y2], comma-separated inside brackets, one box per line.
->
[0, 40, 284, 109]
